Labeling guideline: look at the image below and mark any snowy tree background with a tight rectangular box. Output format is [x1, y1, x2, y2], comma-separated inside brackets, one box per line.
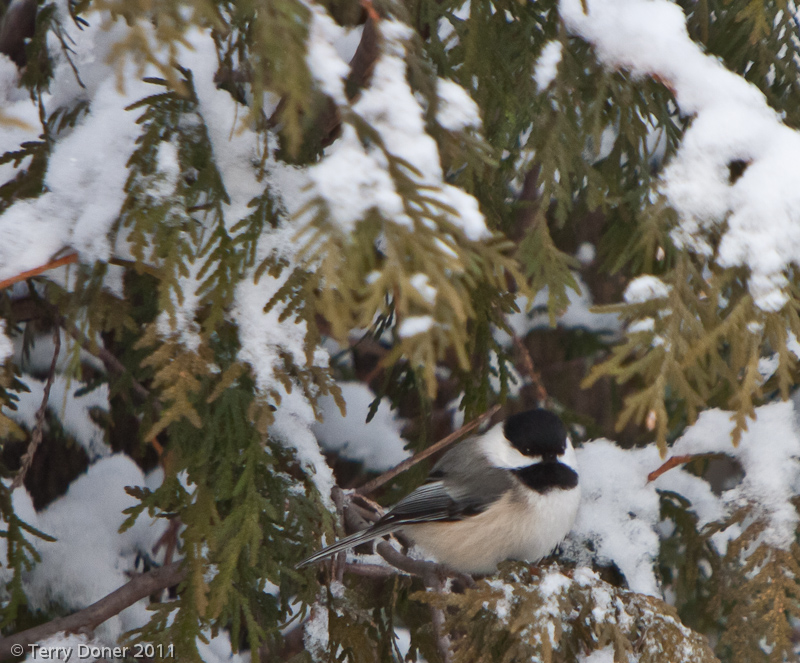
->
[1, 0, 800, 661]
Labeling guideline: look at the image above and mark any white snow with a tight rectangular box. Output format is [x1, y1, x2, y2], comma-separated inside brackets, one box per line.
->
[670, 402, 800, 550]
[0, 320, 12, 362]
[566, 400, 800, 596]
[23, 455, 167, 644]
[409, 273, 438, 306]
[304, 19, 491, 241]
[559, 0, 800, 311]
[623, 275, 671, 304]
[436, 78, 481, 131]
[533, 41, 563, 91]
[305, 2, 350, 105]
[312, 381, 410, 471]
[0, 15, 156, 283]
[398, 315, 435, 338]
[7, 375, 111, 460]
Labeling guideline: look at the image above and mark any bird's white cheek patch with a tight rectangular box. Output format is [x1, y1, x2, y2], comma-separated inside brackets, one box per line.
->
[479, 424, 540, 469]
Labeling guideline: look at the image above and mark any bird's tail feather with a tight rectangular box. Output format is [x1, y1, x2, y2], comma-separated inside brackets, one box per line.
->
[296, 523, 401, 569]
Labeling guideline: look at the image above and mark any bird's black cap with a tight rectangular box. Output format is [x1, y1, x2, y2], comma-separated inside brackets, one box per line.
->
[503, 408, 567, 457]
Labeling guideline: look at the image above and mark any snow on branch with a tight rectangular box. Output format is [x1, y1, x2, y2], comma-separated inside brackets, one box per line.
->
[560, 0, 800, 311]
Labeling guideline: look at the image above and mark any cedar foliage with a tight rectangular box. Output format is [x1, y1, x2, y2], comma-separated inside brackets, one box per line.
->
[0, 0, 799, 661]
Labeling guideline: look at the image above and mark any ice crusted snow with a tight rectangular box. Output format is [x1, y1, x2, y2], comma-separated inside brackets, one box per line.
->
[313, 381, 410, 471]
[559, 0, 800, 311]
[533, 41, 563, 91]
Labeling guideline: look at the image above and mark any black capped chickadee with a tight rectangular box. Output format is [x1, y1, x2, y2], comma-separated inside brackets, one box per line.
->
[298, 408, 580, 574]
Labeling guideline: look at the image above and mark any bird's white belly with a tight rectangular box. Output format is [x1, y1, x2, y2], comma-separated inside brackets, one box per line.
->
[403, 485, 581, 574]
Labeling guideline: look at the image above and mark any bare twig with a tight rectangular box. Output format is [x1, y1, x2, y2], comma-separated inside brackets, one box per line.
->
[11, 326, 60, 489]
[512, 333, 548, 405]
[152, 518, 181, 566]
[356, 404, 501, 496]
[647, 453, 713, 482]
[56, 316, 154, 408]
[0, 561, 186, 660]
[0, 253, 78, 291]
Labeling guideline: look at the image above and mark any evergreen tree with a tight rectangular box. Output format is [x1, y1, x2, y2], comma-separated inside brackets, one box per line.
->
[0, 0, 799, 661]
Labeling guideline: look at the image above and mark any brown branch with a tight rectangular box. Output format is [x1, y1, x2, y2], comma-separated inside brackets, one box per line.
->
[11, 326, 60, 489]
[647, 454, 712, 482]
[56, 315, 154, 409]
[512, 333, 548, 405]
[356, 404, 501, 496]
[0, 253, 78, 291]
[0, 561, 186, 660]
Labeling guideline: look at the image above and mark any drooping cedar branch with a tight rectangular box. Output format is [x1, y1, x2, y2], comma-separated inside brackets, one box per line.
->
[0, 561, 186, 660]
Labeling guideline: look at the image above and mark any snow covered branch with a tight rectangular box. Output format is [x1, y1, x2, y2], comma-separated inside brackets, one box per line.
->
[0, 561, 185, 660]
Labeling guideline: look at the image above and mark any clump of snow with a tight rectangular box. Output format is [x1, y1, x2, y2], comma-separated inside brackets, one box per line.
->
[197, 628, 249, 663]
[303, 602, 330, 663]
[575, 241, 596, 265]
[533, 41, 563, 91]
[670, 402, 800, 551]
[313, 382, 410, 471]
[565, 400, 800, 596]
[558, 0, 800, 311]
[623, 275, 671, 304]
[0, 14, 157, 283]
[398, 315, 435, 338]
[8, 375, 111, 460]
[578, 645, 616, 663]
[436, 78, 481, 131]
[24, 455, 167, 644]
[304, 19, 490, 241]
[409, 273, 437, 306]
[305, 2, 350, 105]
[307, 125, 408, 233]
[568, 439, 663, 595]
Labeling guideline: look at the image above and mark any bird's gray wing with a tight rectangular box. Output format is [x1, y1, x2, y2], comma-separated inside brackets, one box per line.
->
[381, 438, 513, 525]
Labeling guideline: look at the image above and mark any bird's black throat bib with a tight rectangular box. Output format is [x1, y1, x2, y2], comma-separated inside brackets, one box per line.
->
[513, 462, 579, 494]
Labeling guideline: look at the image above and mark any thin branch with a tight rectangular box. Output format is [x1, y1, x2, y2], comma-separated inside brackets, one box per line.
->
[512, 332, 548, 405]
[0, 253, 79, 291]
[356, 404, 501, 496]
[56, 315, 154, 408]
[647, 453, 713, 482]
[0, 562, 186, 660]
[11, 326, 60, 489]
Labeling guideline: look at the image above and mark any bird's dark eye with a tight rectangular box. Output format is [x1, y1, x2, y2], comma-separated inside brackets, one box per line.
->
[543, 453, 557, 463]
